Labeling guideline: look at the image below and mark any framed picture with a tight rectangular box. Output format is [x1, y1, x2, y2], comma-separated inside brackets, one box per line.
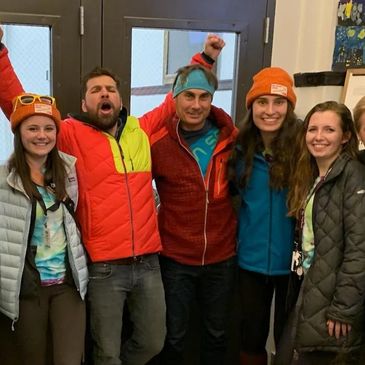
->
[332, 26, 365, 70]
[341, 68, 365, 113]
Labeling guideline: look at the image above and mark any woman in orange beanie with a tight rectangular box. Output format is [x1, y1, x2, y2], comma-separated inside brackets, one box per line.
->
[229, 67, 301, 365]
[0, 93, 88, 365]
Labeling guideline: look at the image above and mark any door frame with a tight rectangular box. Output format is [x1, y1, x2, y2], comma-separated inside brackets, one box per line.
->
[102, 0, 276, 123]
[1, 5, 80, 116]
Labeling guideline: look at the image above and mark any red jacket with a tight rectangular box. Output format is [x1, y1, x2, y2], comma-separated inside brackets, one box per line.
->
[58, 114, 163, 261]
[57, 97, 177, 261]
[150, 107, 238, 265]
[0, 45, 175, 262]
[0, 45, 23, 118]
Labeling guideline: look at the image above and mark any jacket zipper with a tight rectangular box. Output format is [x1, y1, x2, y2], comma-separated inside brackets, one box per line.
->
[176, 123, 212, 265]
[117, 143, 135, 256]
[268, 187, 273, 274]
[63, 206, 80, 293]
[201, 188, 210, 265]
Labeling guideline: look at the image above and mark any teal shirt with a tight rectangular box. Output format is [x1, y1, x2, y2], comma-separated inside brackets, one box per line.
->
[180, 119, 219, 177]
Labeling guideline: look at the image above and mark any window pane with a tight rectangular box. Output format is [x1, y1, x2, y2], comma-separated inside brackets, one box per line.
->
[130, 28, 236, 117]
[0, 24, 51, 163]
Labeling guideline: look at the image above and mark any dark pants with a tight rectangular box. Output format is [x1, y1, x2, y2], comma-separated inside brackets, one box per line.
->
[159, 256, 236, 365]
[9, 283, 85, 365]
[239, 268, 290, 354]
[87, 254, 166, 365]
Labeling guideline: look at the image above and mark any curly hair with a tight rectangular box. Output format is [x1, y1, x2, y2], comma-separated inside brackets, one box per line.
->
[229, 103, 300, 190]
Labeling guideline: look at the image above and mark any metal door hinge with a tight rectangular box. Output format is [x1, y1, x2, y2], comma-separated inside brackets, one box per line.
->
[264, 17, 270, 44]
[80, 6, 85, 36]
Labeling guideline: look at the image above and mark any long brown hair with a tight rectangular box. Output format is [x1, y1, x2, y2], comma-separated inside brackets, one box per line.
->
[229, 103, 300, 190]
[287, 101, 359, 218]
[7, 128, 68, 201]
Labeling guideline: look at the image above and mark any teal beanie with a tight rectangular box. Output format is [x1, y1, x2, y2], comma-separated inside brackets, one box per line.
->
[173, 69, 216, 98]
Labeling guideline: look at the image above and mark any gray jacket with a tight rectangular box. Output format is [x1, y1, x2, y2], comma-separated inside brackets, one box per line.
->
[0, 152, 88, 321]
[296, 153, 365, 353]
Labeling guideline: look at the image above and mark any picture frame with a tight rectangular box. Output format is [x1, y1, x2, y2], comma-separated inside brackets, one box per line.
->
[341, 68, 365, 113]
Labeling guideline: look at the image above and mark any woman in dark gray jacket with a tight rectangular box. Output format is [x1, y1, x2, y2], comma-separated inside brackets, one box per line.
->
[279, 101, 365, 365]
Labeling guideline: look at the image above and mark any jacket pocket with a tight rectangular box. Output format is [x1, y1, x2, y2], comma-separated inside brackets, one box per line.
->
[213, 152, 230, 199]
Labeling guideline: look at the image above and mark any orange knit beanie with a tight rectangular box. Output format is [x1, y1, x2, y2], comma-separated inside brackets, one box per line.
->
[10, 93, 61, 132]
[246, 67, 296, 109]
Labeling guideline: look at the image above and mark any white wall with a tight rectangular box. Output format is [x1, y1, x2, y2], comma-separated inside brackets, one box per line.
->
[272, 0, 342, 119]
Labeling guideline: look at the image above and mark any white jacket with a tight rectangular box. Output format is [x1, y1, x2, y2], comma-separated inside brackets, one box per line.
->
[0, 152, 88, 321]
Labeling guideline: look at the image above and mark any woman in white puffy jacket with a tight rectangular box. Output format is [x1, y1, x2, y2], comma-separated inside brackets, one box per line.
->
[0, 93, 88, 365]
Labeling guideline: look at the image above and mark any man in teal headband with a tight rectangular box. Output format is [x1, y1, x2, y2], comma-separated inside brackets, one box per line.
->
[151, 35, 238, 365]
[171, 65, 217, 133]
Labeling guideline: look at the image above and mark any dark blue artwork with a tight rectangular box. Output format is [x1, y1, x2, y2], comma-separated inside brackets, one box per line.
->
[332, 25, 365, 70]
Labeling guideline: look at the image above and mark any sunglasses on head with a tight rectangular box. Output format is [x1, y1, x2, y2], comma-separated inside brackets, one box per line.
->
[14, 94, 56, 109]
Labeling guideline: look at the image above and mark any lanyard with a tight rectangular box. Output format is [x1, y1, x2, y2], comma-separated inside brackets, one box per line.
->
[299, 167, 332, 232]
[35, 186, 61, 248]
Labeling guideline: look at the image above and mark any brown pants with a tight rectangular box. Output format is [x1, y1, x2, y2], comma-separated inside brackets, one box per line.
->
[0, 283, 85, 365]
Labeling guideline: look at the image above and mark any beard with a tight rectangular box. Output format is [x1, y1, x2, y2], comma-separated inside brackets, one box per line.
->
[86, 107, 120, 132]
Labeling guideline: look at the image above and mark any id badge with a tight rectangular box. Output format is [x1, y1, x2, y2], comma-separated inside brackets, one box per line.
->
[291, 246, 303, 277]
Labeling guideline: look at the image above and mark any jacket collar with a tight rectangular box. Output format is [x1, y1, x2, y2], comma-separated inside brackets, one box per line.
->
[322, 152, 351, 183]
[6, 151, 76, 196]
[68, 106, 128, 136]
[168, 105, 237, 146]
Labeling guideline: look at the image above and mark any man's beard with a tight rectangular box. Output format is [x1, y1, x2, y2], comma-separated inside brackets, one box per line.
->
[87, 108, 120, 131]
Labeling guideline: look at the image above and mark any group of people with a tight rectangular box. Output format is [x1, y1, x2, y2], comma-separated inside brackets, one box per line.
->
[1, 28, 365, 365]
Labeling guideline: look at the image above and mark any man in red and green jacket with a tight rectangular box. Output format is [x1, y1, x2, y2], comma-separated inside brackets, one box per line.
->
[150, 35, 238, 365]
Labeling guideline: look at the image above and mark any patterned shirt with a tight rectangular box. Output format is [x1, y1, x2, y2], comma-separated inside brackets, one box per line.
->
[302, 177, 322, 272]
[31, 186, 67, 286]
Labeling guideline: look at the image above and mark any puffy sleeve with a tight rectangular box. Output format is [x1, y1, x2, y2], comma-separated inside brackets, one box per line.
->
[0, 45, 24, 119]
[327, 161, 365, 324]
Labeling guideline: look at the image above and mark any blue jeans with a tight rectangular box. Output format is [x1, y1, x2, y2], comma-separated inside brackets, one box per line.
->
[159, 256, 236, 365]
[87, 254, 166, 365]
